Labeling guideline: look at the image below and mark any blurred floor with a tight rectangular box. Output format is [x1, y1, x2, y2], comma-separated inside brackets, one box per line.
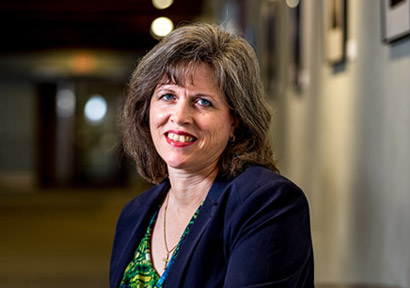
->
[0, 188, 138, 288]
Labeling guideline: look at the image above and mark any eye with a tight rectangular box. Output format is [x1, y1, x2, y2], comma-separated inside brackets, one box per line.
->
[160, 93, 175, 101]
[196, 98, 212, 107]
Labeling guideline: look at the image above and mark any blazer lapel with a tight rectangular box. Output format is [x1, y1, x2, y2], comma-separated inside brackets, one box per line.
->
[112, 181, 169, 287]
[164, 177, 230, 287]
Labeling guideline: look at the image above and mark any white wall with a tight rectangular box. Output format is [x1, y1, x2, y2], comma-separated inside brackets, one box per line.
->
[284, 0, 410, 286]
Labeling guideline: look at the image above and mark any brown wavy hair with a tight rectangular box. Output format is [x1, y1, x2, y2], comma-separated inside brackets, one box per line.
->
[121, 23, 278, 184]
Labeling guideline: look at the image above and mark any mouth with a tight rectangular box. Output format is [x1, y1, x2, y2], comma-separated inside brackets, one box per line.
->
[166, 132, 196, 143]
[165, 131, 197, 146]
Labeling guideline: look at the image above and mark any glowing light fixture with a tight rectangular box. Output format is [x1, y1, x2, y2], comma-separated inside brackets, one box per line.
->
[286, 0, 300, 8]
[56, 88, 76, 118]
[151, 17, 174, 38]
[152, 0, 174, 10]
[84, 95, 107, 124]
[70, 52, 96, 75]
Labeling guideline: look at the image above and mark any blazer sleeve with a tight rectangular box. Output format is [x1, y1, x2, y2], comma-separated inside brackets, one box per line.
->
[223, 176, 314, 288]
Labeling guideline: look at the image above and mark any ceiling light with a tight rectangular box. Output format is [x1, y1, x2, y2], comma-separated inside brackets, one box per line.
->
[56, 88, 76, 118]
[150, 17, 174, 38]
[152, 0, 174, 10]
[286, 0, 300, 8]
[84, 95, 107, 124]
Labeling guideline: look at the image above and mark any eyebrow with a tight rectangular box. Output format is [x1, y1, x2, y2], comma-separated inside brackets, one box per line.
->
[156, 84, 214, 96]
[194, 93, 217, 100]
[154, 83, 226, 105]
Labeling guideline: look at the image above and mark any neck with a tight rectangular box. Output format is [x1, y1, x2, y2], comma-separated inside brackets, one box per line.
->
[167, 164, 219, 210]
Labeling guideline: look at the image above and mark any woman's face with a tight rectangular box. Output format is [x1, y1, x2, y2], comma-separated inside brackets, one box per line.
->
[149, 63, 235, 174]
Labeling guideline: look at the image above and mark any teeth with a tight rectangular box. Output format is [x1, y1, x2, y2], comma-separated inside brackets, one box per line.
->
[167, 133, 194, 142]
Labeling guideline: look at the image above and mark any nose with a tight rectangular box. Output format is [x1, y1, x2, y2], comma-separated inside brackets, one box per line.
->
[170, 100, 193, 125]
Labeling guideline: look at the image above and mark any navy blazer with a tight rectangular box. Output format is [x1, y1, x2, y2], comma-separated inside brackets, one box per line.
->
[110, 165, 314, 287]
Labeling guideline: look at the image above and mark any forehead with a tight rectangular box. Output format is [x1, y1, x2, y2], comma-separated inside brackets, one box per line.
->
[158, 62, 219, 89]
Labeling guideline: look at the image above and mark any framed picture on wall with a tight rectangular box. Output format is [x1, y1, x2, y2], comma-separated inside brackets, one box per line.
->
[324, 0, 347, 64]
[381, 0, 410, 43]
[260, 0, 281, 98]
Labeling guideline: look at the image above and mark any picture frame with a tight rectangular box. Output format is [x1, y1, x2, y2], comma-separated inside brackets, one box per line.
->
[260, 0, 281, 98]
[381, 0, 410, 43]
[291, 2, 303, 91]
[324, 0, 347, 64]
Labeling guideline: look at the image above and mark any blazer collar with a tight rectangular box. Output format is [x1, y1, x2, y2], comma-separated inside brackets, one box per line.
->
[164, 175, 231, 287]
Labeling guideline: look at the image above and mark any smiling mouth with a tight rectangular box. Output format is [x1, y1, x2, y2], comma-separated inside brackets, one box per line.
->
[166, 132, 196, 143]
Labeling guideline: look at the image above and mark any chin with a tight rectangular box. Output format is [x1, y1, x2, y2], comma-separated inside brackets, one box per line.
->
[165, 159, 190, 170]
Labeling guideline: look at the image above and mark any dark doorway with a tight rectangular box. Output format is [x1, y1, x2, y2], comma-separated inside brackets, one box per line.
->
[37, 79, 127, 188]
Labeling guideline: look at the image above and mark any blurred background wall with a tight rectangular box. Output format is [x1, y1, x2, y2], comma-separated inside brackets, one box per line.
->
[1, 0, 410, 287]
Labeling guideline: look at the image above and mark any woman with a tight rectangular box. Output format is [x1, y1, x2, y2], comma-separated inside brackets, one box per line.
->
[110, 23, 314, 287]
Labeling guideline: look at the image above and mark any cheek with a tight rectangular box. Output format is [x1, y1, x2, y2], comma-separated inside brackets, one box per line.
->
[149, 103, 166, 129]
[149, 111, 164, 152]
[149, 105, 164, 146]
[207, 115, 233, 140]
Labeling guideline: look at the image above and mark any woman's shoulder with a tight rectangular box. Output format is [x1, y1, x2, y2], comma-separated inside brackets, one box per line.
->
[233, 165, 286, 183]
[226, 165, 308, 209]
[221, 165, 312, 247]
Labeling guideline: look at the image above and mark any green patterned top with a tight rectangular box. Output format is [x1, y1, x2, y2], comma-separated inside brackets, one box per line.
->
[119, 202, 203, 288]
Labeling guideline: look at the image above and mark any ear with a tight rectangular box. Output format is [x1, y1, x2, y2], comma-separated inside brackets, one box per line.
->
[230, 117, 239, 136]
